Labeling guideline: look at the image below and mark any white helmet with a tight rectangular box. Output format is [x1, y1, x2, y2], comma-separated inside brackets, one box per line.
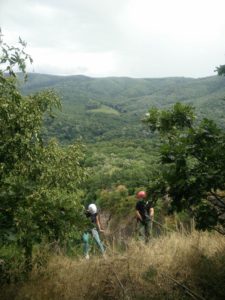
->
[88, 203, 97, 214]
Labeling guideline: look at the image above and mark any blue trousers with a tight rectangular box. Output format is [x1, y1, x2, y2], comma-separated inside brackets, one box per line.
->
[83, 228, 105, 256]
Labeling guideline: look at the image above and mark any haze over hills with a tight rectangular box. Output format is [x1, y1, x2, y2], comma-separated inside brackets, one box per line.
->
[21, 73, 225, 143]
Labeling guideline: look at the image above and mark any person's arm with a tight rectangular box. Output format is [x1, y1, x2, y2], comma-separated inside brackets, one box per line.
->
[96, 214, 104, 232]
[136, 210, 143, 222]
[149, 207, 154, 220]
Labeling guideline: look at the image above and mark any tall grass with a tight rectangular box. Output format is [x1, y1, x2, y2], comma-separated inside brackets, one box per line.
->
[1, 230, 225, 300]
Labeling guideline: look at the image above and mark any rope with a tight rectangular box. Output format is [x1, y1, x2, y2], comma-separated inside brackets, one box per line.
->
[152, 219, 175, 232]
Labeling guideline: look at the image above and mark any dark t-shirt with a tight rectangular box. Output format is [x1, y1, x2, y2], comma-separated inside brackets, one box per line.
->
[136, 200, 152, 222]
[85, 211, 98, 227]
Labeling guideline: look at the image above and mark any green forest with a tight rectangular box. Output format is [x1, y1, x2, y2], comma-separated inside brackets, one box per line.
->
[21, 71, 225, 142]
[1, 39, 225, 300]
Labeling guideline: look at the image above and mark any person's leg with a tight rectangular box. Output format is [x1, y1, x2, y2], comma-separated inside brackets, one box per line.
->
[150, 220, 153, 237]
[91, 228, 105, 254]
[137, 222, 145, 241]
[82, 232, 90, 258]
[144, 221, 150, 243]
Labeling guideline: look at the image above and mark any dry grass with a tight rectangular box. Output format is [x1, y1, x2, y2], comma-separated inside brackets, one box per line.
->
[2, 231, 225, 300]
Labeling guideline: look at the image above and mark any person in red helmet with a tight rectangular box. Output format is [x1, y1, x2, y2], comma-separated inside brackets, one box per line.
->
[135, 190, 154, 243]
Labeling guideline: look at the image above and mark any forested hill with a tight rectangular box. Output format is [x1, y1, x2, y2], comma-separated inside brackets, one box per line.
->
[21, 73, 225, 143]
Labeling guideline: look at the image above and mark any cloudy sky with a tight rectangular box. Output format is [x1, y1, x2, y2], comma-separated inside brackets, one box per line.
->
[1, 0, 225, 78]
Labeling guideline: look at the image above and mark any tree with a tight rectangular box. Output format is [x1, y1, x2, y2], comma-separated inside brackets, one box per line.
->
[144, 103, 225, 234]
[215, 65, 225, 76]
[0, 37, 87, 272]
[98, 185, 132, 217]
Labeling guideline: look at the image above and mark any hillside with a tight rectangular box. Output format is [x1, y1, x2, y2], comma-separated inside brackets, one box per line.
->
[21, 74, 225, 143]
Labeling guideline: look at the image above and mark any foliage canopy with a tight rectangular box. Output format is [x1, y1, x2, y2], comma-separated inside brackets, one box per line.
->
[0, 38, 87, 272]
[145, 103, 225, 234]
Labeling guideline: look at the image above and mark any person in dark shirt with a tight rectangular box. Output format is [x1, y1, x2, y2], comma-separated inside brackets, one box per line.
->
[135, 191, 154, 243]
[82, 203, 105, 259]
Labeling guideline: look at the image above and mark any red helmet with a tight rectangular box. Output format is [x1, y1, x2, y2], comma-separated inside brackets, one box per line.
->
[137, 191, 147, 199]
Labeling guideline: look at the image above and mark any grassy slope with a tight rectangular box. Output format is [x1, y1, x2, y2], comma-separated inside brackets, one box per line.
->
[2, 231, 225, 300]
[87, 105, 120, 115]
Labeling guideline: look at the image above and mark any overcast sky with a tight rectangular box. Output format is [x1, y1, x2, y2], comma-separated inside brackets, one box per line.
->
[1, 0, 225, 78]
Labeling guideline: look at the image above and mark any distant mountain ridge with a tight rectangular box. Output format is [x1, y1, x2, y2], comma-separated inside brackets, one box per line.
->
[21, 73, 225, 143]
